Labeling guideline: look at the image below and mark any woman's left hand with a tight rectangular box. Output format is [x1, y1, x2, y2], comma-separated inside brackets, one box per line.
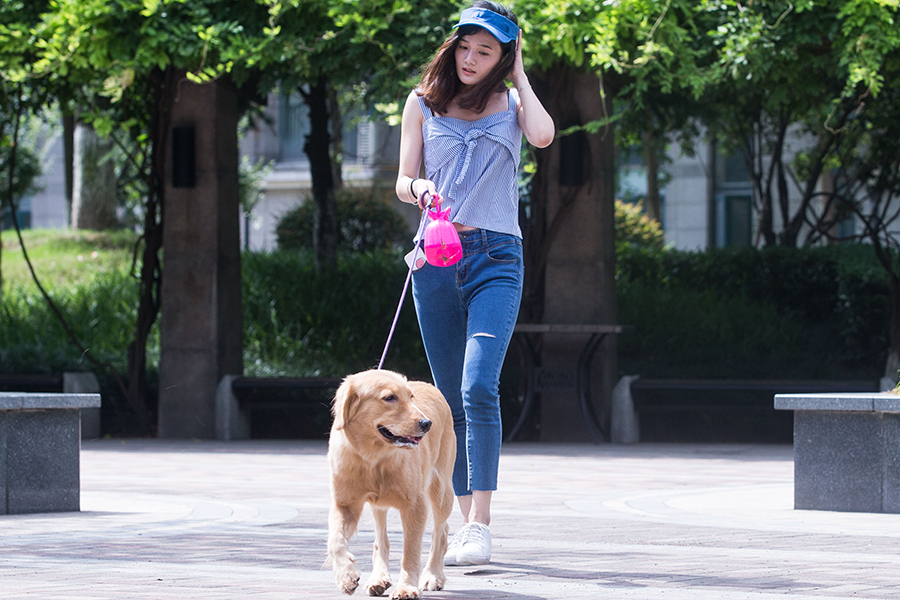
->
[510, 28, 555, 148]
[511, 29, 526, 89]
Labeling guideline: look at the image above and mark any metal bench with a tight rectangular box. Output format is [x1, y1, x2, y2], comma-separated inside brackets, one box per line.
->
[509, 324, 632, 442]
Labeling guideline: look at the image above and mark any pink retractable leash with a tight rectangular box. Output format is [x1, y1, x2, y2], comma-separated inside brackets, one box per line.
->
[377, 192, 461, 370]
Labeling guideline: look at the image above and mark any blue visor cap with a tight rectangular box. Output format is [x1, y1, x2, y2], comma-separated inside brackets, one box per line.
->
[453, 7, 519, 44]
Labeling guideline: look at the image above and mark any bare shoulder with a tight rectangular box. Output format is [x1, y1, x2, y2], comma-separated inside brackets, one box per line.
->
[402, 90, 426, 124]
[403, 89, 423, 111]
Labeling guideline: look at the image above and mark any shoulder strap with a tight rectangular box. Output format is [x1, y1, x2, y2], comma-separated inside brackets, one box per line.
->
[508, 87, 520, 112]
[416, 93, 433, 119]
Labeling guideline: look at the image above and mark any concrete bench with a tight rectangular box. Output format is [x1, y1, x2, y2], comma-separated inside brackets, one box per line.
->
[0, 392, 101, 514]
[216, 376, 342, 440]
[0, 373, 102, 439]
[611, 378, 877, 444]
[774, 392, 900, 513]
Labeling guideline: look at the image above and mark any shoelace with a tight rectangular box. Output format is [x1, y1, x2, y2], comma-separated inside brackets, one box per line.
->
[447, 528, 466, 548]
[459, 524, 488, 545]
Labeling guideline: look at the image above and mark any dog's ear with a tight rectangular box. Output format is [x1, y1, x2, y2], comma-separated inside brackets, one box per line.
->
[332, 376, 357, 430]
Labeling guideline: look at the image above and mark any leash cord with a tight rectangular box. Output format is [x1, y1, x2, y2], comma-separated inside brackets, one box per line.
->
[377, 194, 433, 370]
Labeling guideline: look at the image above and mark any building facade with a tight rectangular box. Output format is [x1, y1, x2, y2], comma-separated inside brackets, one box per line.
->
[16, 104, 837, 253]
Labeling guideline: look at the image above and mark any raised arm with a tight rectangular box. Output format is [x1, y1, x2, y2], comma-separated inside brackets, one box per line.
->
[510, 30, 555, 149]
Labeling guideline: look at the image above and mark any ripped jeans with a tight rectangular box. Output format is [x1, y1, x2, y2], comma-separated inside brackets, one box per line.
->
[412, 229, 523, 496]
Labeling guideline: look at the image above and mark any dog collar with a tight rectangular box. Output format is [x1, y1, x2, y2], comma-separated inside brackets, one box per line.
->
[453, 7, 519, 44]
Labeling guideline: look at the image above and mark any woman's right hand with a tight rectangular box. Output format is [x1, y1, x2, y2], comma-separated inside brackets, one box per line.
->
[416, 180, 441, 208]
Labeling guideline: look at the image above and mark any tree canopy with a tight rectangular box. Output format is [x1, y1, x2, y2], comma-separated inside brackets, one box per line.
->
[5, 0, 900, 407]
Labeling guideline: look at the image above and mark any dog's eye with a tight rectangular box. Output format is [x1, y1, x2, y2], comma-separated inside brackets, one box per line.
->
[382, 394, 397, 403]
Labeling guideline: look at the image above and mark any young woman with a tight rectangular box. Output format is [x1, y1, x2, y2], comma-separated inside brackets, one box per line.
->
[395, 1, 554, 566]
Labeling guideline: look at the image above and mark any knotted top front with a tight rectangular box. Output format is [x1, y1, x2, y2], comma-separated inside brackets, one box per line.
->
[417, 89, 523, 238]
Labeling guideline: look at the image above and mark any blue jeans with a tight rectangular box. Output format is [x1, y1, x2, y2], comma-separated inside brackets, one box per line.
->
[412, 229, 523, 496]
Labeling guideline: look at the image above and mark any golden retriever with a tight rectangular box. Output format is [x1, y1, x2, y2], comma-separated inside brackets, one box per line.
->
[326, 369, 455, 599]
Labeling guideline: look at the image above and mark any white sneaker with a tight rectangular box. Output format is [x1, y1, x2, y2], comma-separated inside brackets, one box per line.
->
[443, 527, 467, 566]
[455, 522, 492, 565]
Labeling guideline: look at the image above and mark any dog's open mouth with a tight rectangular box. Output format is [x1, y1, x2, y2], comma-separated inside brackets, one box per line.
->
[378, 426, 423, 447]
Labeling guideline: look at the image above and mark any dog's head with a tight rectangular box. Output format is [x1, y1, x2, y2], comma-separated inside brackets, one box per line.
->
[331, 369, 433, 449]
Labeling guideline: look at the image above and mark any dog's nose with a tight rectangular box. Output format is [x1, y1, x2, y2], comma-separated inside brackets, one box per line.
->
[418, 419, 432, 433]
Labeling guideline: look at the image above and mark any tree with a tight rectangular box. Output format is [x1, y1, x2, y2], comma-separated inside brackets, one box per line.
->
[33, 0, 269, 426]
[255, 0, 450, 273]
[833, 91, 900, 382]
[694, 0, 900, 379]
[683, 1, 900, 250]
[799, 0, 900, 380]
[0, 0, 50, 294]
[514, 0, 705, 321]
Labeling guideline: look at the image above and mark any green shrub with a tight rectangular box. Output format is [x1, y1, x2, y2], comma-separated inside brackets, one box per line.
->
[276, 186, 411, 252]
[616, 243, 889, 379]
[0, 269, 143, 374]
[615, 199, 665, 255]
[3, 228, 892, 437]
[241, 248, 429, 379]
[0, 268, 157, 436]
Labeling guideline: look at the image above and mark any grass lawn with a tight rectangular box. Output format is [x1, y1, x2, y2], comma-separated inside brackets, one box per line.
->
[0, 228, 138, 290]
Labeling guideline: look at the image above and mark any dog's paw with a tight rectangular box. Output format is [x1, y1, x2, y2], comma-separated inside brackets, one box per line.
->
[419, 570, 445, 591]
[334, 564, 361, 595]
[389, 583, 420, 600]
[365, 573, 392, 596]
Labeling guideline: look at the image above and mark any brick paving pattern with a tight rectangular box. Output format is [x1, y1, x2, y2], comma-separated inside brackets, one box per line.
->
[2, 440, 899, 599]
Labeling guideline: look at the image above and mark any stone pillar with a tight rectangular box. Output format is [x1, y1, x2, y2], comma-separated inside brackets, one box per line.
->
[158, 78, 243, 439]
[537, 70, 618, 442]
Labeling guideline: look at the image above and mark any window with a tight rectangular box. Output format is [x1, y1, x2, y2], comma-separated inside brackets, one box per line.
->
[713, 146, 753, 247]
[616, 145, 666, 226]
[276, 92, 379, 166]
[278, 91, 311, 162]
[714, 193, 752, 247]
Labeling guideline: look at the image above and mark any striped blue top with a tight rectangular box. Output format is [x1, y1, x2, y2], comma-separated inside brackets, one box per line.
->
[418, 89, 522, 238]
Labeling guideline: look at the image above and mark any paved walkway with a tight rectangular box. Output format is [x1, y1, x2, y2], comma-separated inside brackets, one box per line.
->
[2, 440, 900, 599]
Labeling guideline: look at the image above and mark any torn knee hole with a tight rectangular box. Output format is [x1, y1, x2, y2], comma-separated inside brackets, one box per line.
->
[471, 332, 497, 339]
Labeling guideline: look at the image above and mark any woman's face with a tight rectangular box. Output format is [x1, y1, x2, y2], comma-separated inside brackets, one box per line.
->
[454, 29, 502, 89]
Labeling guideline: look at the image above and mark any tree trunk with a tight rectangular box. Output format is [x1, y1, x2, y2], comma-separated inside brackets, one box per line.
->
[644, 128, 661, 222]
[301, 75, 338, 274]
[63, 113, 75, 218]
[327, 83, 343, 191]
[125, 66, 178, 427]
[527, 64, 619, 441]
[71, 122, 119, 230]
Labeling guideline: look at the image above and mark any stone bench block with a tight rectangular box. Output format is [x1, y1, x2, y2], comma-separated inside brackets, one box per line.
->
[63, 372, 102, 440]
[775, 392, 900, 513]
[0, 393, 101, 515]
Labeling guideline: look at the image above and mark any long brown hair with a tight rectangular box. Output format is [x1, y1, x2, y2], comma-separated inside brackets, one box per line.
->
[418, 2, 517, 115]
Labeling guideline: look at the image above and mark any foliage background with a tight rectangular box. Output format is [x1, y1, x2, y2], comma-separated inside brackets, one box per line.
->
[1, 201, 888, 435]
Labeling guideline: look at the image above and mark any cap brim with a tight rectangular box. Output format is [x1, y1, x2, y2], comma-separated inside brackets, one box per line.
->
[453, 8, 519, 44]
[455, 19, 517, 43]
